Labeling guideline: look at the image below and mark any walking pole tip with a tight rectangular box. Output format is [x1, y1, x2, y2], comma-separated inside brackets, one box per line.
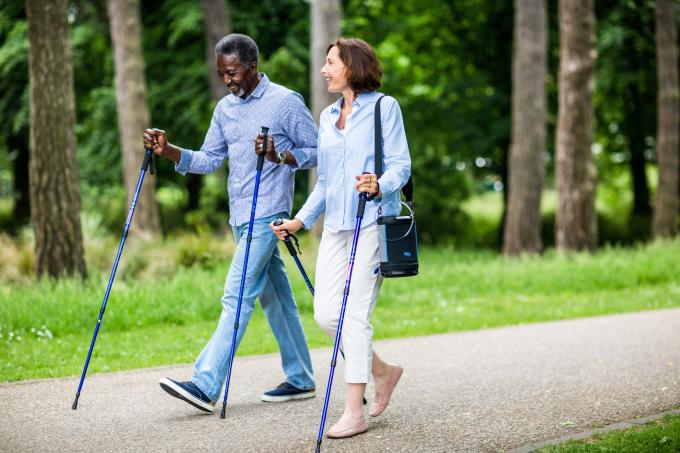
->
[71, 394, 79, 410]
[220, 404, 226, 419]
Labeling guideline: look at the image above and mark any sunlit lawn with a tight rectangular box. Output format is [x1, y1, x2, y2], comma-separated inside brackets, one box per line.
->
[2, 238, 680, 382]
[537, 413, 680, 452]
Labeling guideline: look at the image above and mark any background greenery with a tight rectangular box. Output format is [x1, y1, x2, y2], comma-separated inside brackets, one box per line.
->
[1, 0, 676, 248]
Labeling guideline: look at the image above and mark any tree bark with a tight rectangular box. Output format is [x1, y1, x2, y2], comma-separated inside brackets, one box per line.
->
[202, 0, 230, 102]
[309, 0, 341, 238]
[503, 0, 547, 255]
[26, 0, 87, 279]
[629, 126, 651, 216]
[652, 0, 679, 238]
[555, 0, 598, 251]
[107, 0, 160, 237]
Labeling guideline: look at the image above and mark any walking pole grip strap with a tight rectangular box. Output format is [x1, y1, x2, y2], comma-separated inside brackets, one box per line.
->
[142, 148, 156, 175]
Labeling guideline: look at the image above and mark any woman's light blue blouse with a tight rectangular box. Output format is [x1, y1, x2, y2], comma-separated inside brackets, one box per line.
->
[296, 91, 411, 232]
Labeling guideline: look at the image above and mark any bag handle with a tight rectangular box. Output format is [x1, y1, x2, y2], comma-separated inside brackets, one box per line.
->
[374, 96, 414, 204]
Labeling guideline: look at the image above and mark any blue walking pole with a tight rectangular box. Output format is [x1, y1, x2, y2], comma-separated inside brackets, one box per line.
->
[220, 126, 269, 419]
[273, 218, 314, 296]
[72, 148, 155, 410]
[315, 189, 371, 453]
[273, 217, 367, 407]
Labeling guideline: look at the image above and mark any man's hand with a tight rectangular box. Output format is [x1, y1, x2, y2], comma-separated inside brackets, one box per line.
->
[355, 173, 381, 197]
[270, 218, 304, 240]
[144, 128, 181, 163]
[255, 133, 278, 163]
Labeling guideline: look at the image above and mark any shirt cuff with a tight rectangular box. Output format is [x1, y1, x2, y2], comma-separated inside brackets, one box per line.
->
[376, 176, 395, 200]
[288, 148, 306, 169]
[295, 211, 316, 230]
[174, 148, 193, 175]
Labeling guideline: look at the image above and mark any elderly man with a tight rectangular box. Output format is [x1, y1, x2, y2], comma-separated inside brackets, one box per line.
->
[143, 33, 317, 413]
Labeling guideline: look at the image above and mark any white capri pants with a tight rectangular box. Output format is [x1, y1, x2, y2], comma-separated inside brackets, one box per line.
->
[314, 224, 383, 383]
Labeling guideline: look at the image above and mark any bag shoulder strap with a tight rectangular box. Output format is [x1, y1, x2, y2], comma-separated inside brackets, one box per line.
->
[374, 95, 385, 179]
[374, 95, 414, 203]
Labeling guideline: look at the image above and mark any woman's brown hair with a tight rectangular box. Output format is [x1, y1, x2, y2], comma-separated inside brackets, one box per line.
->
[327, 38, 382, 93]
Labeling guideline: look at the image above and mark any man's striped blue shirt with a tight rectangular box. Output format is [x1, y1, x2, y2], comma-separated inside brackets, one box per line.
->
[175, 74, 318, 226]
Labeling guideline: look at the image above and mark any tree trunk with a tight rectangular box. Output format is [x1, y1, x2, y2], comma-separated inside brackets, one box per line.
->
[26, 0, 87, 279]
[555, 0, 598, 251]
[622, 38, 652, 218]
[202, 0, 230, 102]
[309, 0, 341, 238]
[107, 0, 160, 237]
[194, 0, 231, 214]
[629, 127, 651, 216]
[503, 0, 547, 255]
[652, 0, 679, 238]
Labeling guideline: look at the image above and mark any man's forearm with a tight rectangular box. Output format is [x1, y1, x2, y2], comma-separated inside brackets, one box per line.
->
[282, 150, 297, 167]
[163, 144, 182, 163]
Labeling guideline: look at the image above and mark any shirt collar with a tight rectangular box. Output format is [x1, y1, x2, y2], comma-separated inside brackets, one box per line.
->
[230, 73, 270, 103]
[330, 91, 379, 114]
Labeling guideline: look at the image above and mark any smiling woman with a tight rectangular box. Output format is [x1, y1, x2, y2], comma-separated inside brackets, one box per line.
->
[271, 37, 411, 441]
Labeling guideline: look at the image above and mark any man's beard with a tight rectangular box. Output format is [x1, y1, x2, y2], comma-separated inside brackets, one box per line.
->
[231, 86, 245, 98]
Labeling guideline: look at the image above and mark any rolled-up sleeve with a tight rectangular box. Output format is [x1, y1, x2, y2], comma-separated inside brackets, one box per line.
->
[281, 92, 318, 170]
[376, 97, 411, 199]
[174, 106, 228, 176]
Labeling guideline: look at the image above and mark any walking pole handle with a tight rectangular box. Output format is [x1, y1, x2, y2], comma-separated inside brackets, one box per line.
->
[357, 172, 375, 218]
[274, 218, 299, 257]
[141, 148, 156, 175]
[357, 193, 368, 218]
[258, 126, 268, 171]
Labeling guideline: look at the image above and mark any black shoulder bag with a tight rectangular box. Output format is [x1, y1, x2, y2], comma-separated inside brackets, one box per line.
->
[374, 96, 419, 278]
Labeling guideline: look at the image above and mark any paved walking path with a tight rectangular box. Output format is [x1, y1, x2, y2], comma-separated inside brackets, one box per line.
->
[1, 309, 679, 452]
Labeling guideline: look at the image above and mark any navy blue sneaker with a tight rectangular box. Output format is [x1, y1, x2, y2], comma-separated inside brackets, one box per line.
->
[261, 382, 315, 402]
[159, 377, 215, 413]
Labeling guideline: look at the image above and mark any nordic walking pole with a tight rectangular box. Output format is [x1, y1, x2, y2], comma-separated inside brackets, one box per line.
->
[72, 148, 155, 410]
[220, 126, 268, 419]
[273, 218, 314, 296]
[273, 217, 367, 406]
[315, 187, 372, 453]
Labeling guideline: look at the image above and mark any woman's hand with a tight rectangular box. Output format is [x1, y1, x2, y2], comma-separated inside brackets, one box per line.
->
[270, 218, 304, 240]
[355, 173, 381, 197]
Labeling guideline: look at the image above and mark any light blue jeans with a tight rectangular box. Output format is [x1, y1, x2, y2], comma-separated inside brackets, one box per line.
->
[191, 212, 315, 401]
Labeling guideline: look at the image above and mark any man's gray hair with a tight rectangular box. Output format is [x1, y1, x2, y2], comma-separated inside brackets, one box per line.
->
[214, 33, 259, 66]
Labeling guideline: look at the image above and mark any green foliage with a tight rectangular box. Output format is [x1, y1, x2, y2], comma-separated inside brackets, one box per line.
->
[595, 1, 656, 165]
[0, 3, 28, 217]
[0, 6, 28, 137]
[0, 0, 670, 247]
[342, 0, 512, 242]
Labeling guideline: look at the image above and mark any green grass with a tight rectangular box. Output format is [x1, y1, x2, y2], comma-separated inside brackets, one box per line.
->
[2, 239, 680, 381]
[537, 413, 680, 452]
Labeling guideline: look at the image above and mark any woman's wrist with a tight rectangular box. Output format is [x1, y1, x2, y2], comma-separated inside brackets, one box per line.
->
[292, 217, 305, 231]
